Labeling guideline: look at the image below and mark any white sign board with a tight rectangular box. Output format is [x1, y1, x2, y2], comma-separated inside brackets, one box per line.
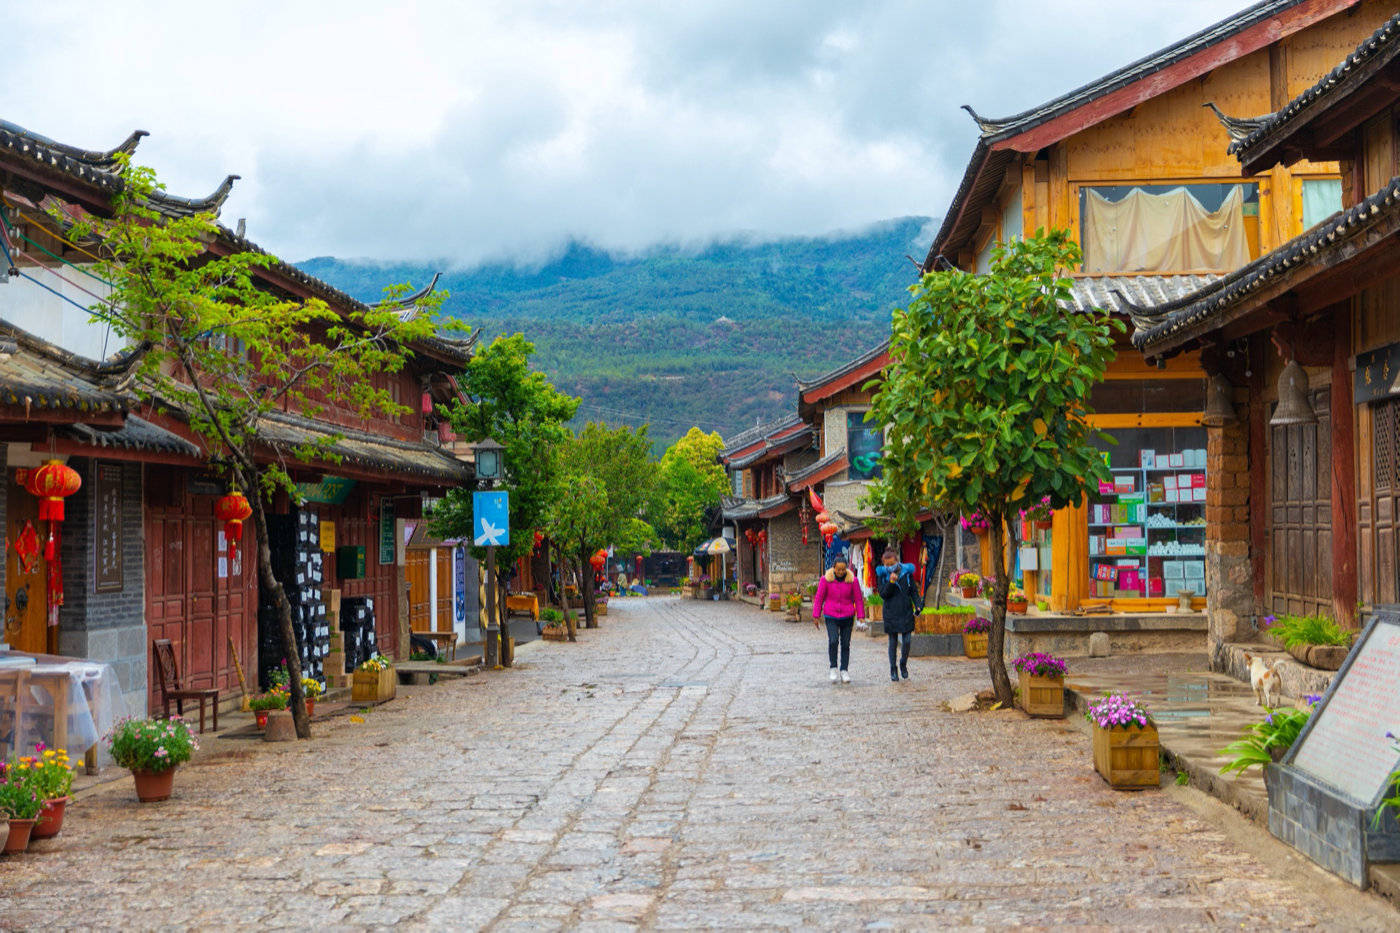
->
[1290, 614, 1400, 806]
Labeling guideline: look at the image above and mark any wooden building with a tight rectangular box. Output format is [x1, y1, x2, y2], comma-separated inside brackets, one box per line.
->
[1132, 10, 1400, 650]
[0, 119, 472, 713]
[923, 0, 1394, 615]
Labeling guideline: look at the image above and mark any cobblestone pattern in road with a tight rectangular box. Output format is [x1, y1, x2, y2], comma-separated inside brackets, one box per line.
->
[2, 597, 1393, 929]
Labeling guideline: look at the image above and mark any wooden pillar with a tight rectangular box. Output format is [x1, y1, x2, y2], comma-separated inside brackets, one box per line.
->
[1332, 306, 1359, 627]
[1250, 338, 1269, 607]
[1050, 501, 1088, 612]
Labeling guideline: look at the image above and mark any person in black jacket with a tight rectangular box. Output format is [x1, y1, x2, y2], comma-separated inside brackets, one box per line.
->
[877, 547, 921, 682]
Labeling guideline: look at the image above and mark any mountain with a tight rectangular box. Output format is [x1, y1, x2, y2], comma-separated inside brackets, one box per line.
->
[298, 216, 933, 446]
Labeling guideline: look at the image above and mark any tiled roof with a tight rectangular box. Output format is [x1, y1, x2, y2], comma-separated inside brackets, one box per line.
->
[1131, 175, 1400, 351]
[0, 320, 135, 417]
[923, 0, 1330, 266]
[720, 413, 803, 458]
[783, 448, 847, 491]
[258, 410, 470, 485]
[1228, 10, 1400, 171]
[60, 415, 200, 456]
[796, 341, 889, 393]
[719, 493, 792, 522]
[726, 426, 814, 470]
[1066, 274, 1223, 326]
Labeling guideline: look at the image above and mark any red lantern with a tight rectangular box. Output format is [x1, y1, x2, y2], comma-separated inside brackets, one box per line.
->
[215, 491, 253, 557]
[814, 511, 829, 525]
[27, 460, 81, 524]
[590, 550, 607, 571]
[533, 530, 545, 551]
[744, 528, 757, 545]
[756, 529, 767, 546]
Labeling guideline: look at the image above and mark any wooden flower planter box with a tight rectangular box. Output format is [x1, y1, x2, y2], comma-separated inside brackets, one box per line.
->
[1091, 723, 1161, 789]
[867, 603, 883, 622]
[541, 626, 568, 642]
[595, 601, 608, 617]
[352, 666, 396, 703]
[963, 632, 988, 658]
[1017, 670, 1065, 718]
[767, 595, 782, 611]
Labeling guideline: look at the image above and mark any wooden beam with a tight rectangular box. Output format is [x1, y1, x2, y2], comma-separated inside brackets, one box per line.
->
[1249, 337, 1269, 605]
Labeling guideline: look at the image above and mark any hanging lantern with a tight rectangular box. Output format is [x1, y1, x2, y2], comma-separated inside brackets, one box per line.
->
[533, 530, 545, 551]
[745, 528, 757, 545]
[590, 550, 607, 571]
[814, 511, 830, 525]
[756, 529, 767, 546]
[214, 491, 254, 556]
[27, 459, 81, 524]
[1201, 372, 1236, 426]
[1270, 360, 1316, 426]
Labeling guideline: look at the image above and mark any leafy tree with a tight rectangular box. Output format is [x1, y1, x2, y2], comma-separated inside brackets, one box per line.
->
[431, 334, 578, 640]
[73, 159, 439, 738]
[652, 427, 728, 552]
[867, 231, 1119, 704]
[545, 423, 658, 629]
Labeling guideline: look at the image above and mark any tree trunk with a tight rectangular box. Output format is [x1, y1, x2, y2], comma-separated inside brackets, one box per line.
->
[496, 571, 510, 661]
[579, 545, 597, 629]
[985, 510, 1014, 706]
[243, 465, 309, 739]
[557, 544, 577, 641]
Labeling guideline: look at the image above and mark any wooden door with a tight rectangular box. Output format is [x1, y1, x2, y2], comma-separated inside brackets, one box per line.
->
[434, 548, 454, 632]
[405, 548, 430, 632]
[4, 471, 51, 654]
[1368, 397, 1400, 605]
[1268, 389, 1333, 616]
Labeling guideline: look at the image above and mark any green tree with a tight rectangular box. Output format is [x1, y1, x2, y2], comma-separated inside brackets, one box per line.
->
[867, 231, 1119, 704]
[431, 334, 579, 632]
[652, 427, 728, 552]
[73, 159, 439, 738]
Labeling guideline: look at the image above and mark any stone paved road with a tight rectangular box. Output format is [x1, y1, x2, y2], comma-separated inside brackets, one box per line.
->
[3, 597, 1394, 930]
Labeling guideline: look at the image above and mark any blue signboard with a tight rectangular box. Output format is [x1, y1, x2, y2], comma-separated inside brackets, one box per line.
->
[473, 491, 510, 547]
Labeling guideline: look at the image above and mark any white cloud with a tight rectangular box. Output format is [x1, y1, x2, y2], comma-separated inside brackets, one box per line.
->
[8, 0, 1249, 264]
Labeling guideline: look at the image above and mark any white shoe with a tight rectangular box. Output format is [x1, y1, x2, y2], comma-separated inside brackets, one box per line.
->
[829, 668, 839, 683]
[840, 671, 851, 684]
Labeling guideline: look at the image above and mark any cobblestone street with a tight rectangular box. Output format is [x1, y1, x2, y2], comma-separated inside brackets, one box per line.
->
[3, 597, 1394, 930]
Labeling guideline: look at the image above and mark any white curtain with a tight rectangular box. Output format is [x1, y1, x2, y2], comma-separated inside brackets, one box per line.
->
[1083, 185, 1250, 274]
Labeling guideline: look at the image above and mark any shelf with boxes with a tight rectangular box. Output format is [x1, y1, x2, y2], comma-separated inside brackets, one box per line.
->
[1087, 445, 1207, 600]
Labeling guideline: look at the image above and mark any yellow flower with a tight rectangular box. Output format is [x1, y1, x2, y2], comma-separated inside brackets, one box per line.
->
[43, 750, 56, 759]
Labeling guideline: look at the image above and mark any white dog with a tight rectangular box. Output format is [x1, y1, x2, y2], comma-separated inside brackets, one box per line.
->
[1245, 653, 1284, 708]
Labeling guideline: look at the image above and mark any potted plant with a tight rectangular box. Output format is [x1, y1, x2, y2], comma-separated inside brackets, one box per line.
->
[785, 592, 803, 622]
[540, 608, 568, 641]
[961, 511, 990, 537]
[595, 594, 609, 617]
[1022, 496, 1054, 531]
[1085, 693, 1160, 789]
[107, 716, 199, 802]
[301, 677, 324, 718]
[0, 776, 41, 854]
[699, 575, 713, 599]
[766, 591, 782, 611]
[744, 583, 759, 599]
[1012, 652, 1068, 718]
[13, 744, 76, 839]
[952, 570, 980, 599]
[962, 616, 991, 658]
[249, 689, 289, 730]
[865, 591, 883, 623]
[1260, 614, 1355, 670]
[1006, 585, 1029, 614]
[352, 653, 396, 703]
[1220, 696, 1320, 773]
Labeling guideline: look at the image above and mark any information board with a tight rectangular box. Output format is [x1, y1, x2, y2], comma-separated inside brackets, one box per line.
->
[378, 498, 395, 565]
[1290, 613, 1400, 806]
[94, 463, 123, 592]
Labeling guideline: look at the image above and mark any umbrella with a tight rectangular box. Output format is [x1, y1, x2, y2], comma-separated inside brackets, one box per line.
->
[694, 537, 732, 593]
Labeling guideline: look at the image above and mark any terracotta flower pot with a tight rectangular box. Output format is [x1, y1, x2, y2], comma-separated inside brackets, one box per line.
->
[960, 586, 978, 598]
[4, 818, 36, 854]
[254, 709, 270, 731]
[1007, 599, 1029, 614]
[1035, 520, 1052, 531]
[131, 767, 177, 803]
[305, 698, 316, 718]
[32, 796, 71, 839]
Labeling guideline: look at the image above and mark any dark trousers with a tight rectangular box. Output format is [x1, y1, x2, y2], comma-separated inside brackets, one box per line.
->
[824, 616, 854, 670]
[888, 632, 911, 673]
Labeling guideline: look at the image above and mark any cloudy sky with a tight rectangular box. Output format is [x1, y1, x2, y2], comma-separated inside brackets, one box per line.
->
[11, 0, 1247, 266]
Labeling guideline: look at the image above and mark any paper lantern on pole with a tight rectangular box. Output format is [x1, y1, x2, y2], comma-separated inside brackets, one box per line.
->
[215, 491, 254, 557]
[590, 550, 607, 572]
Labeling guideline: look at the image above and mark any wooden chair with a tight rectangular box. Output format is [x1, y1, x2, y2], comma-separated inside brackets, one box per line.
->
[152, 639, 219, 734]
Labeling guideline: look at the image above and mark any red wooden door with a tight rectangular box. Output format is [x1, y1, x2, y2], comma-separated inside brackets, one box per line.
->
[4, 470, 52, 654]
[1268, 389, 1333, 616]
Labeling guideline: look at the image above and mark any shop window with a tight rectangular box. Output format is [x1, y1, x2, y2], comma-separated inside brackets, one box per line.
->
[847, 412, 883, 480]
[1079, 183, 1260, 274]
[1087, 427, 1207, 600]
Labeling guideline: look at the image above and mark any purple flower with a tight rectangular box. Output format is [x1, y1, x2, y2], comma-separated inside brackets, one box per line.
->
[1305, 694, 1323, 707]
[1260, 615, 1277, 629]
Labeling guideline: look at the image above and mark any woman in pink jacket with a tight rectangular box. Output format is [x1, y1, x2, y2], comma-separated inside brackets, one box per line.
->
[812, 557, 865, 683]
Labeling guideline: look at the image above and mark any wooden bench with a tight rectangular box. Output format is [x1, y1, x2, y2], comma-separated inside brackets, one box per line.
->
[417, 630, 458, 661]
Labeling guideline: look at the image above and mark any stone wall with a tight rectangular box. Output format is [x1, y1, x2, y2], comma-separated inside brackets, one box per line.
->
[766, 511, 820, 591]
[1204, 417, 1255, 655]
[58, 458, 148, 714]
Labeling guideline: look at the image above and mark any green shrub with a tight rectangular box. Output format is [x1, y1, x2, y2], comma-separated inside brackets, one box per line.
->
[1264, 614, 1353, 650]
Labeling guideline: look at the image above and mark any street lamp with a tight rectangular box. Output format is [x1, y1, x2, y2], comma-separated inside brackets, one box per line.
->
[474, 436, 504, 484]
[472, 437, 507, 667]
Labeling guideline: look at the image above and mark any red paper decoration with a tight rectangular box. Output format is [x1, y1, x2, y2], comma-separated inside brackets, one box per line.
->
[744, 528, 757, 545]
[590, 549, 607, 571]
[214, 491, 253, 557]
[27, 460, 81, 524]
[756, 529, 767, 546]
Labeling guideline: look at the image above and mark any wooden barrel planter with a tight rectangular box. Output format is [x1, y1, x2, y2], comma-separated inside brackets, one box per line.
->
[352, 666, 397, 703]
[1017, 670, 1066, 718]
[1091, 723, 1161, 789]
[767, 594, 782, 611]
[962, 632, 988, 659]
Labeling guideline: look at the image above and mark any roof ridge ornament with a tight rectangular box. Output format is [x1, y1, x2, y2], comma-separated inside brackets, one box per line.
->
[960, 104, 1009, 137]
[0, 120, 148, 169]
[1203, 102, 1276, 144]
[147, 174, 240, 217]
